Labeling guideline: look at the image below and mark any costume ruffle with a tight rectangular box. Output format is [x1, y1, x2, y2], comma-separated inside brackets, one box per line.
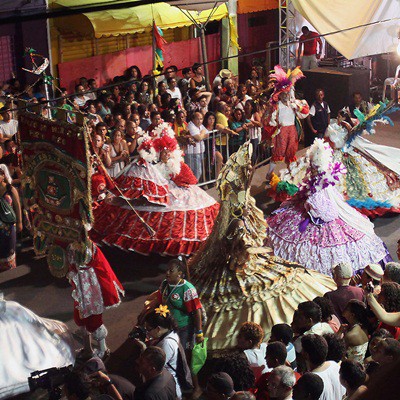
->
[92, 162, 219, 256]
[115, 162, 170, 205]
[267, 200, 388, 275]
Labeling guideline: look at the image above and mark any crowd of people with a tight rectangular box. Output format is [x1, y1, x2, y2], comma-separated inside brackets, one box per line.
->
[1, 47, 400, 400]
[41, 258, 400, 400]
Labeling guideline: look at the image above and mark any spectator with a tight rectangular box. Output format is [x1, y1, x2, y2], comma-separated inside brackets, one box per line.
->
[124, 65, 142, 82]
[292, 373, 324, 400]
[371, 338, 400, 366]
[236, 322, 268, 381]
[84, 357, 135, 400]
[125, 121, 138, 159]
[95, 122, 109, 142]
[231, 392, 255, 400]
[360, 264, 384, 294]
[293, 301, 334, 354]
[146, 111, 162, 134]
[206, 372, 235, 400]
[107, 129, 129, 178]
[214, 351, 255, 392]
[92, 133, 112, 168]
[136, 81, 152, 106]
[243, 100, 262, 165]
[143, 307, 190, 399]
[255, 342, 300, 400]
[190, 63, 207, 91]
[313, 297, 341, 333]
[374, 282, 400, 339]
[63, 372, 94, 400]
[0, 107, 18, 144]
[324, 262, 365, 323]
[166, 77, 182, 103]
[364, 329, 393, 366]
[212, 69, 232, 88]
[178, 67, 192, 100]
[340, 300, 370, 363]
[270, 323, 297, 370]
[382, 262, 400, 284]
[134, 347, 177, 400]
[235, 84, 252, 111]
[0, 164, 22, 272]
[297, 26, 323, 70]
[266, 366, 296, 400]
[74, 84, 90, 109]
[348, 92, 373, 119]
[187, 111, 208, 180]
[301, 334, 345, 400]
[339, 360, 367, 400]
[155, 81, 168, 109]
[87, 78, 98, 100]
[322, 333, 346, 364]
[138, 105, 151, 131]
[229, 108, 250, 154]
[306, 88, 330, 146]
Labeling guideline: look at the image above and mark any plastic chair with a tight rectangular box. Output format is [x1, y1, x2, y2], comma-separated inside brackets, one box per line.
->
[383, 65, 400, 100]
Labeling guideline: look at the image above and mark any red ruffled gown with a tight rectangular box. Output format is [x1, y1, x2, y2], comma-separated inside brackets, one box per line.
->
[91, 161, 220, 256]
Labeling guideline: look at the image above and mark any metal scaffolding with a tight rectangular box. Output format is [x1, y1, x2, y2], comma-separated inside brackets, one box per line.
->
[278, 0, 297, 69]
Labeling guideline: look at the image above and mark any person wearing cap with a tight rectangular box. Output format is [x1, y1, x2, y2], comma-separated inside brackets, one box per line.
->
[0, 107, 18, 144]
[213, 69, 232, 88]
[324, 263, 365, 323]
[206, 372, 236, 399]
[360, 264, 384, 295]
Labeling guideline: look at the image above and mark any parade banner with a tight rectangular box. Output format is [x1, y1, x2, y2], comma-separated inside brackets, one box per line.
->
[19, 106, 92, 277]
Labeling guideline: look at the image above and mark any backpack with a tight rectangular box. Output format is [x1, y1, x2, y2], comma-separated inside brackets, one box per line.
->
[165, 336, 194, 392]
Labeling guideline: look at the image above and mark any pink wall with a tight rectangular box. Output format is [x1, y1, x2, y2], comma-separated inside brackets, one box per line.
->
[58, 34, 220, 93]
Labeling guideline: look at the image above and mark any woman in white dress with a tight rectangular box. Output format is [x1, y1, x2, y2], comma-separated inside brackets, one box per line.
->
[0, 299, 75, 399]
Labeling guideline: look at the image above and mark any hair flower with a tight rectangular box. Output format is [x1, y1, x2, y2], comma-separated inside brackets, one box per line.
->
[155, 304, 170, 318]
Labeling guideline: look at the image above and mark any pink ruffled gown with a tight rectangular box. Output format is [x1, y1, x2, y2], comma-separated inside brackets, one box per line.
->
[267, 185, 391, 276]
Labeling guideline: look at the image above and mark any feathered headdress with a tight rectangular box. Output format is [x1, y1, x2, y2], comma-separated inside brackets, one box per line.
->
[269, 65, 305, 103]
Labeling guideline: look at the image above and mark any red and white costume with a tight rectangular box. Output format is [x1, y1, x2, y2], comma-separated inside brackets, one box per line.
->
[264, 66, 309, 164]
[91, 123, 220, 256]
[67, 243, 124, 335]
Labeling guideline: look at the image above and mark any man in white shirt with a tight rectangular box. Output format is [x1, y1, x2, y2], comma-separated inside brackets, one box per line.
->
[186, 111, 208, 180]
[301, 334, 345, 400]
[166, 77, 182, 103]
[293, 301, 334, 354]
[0, 107, 18, 143]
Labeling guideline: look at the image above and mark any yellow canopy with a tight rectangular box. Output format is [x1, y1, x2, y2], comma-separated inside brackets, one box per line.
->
[53, 0, 228, 37]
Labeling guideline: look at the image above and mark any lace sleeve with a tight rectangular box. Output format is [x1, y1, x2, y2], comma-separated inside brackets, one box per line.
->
[305, 190, 339, 223]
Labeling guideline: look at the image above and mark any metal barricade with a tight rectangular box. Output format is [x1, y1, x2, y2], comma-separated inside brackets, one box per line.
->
[197, 130, 272, 187]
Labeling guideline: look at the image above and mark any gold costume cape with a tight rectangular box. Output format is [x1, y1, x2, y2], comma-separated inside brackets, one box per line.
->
[189, 142, 335, 350]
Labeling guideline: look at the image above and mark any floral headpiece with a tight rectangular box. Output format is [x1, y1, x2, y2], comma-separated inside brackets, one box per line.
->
[150, 121, 176, 139]
[137, 135, 157, 163]
[299, 139, 346, 196]
[155, 304, 170, 318]
[153, 134, 178, 154]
